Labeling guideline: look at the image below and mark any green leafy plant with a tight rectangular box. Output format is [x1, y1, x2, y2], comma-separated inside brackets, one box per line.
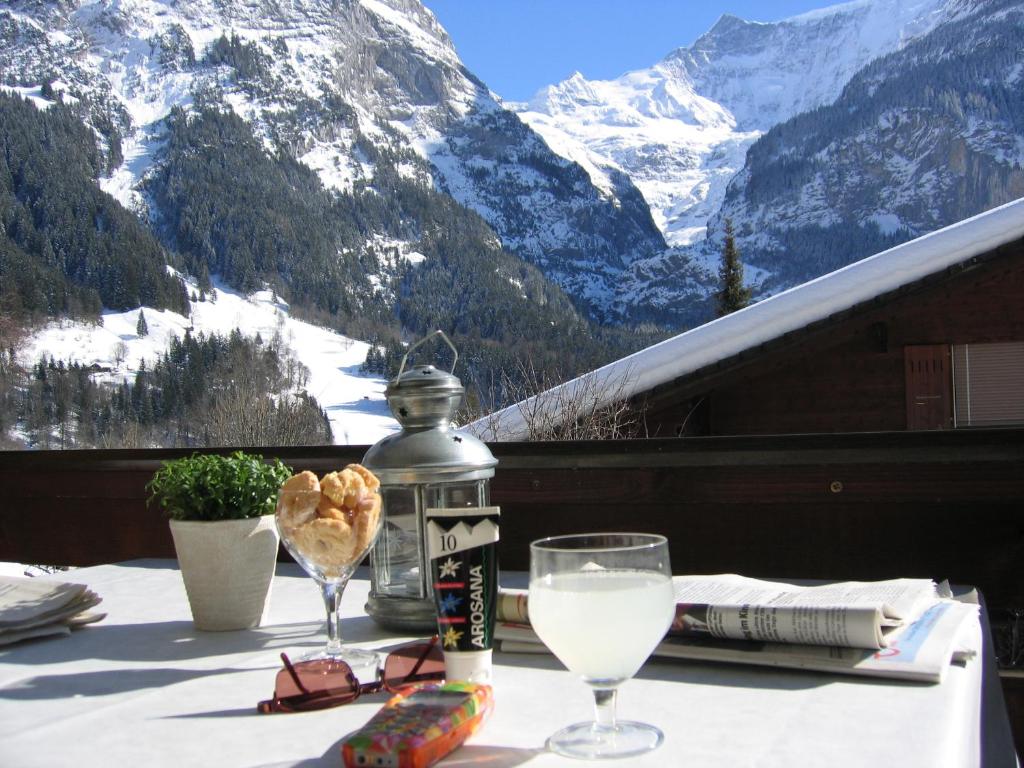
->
[147, 451, 291, 521]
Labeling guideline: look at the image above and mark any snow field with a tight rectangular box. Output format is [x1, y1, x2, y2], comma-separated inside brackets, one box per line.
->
[22, 275, 399, 446]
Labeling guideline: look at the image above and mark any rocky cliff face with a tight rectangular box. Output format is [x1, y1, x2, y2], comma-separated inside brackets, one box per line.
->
[709, 0, 1024, 292]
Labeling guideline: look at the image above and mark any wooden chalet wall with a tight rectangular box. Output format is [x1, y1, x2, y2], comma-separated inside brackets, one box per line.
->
[640, 239, 1024, 437]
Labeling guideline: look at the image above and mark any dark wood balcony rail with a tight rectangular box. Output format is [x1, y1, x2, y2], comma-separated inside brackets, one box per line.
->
[1, 429, 1021, 609]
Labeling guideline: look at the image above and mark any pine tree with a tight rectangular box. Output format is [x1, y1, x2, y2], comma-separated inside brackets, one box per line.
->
[136, 309, 149, 337]
[198, 264, 212, 295]
[716, 219, 752, 317]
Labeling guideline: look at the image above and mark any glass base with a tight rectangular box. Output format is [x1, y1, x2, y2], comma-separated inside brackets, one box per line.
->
[548, 720, 664, 760]
[295, 646, 380, 677]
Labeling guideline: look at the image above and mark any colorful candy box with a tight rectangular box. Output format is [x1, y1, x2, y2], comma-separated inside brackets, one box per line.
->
[342, 681, 493, 768]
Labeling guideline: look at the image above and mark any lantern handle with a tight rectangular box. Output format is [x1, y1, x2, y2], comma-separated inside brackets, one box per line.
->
[397, 330, 459, 378]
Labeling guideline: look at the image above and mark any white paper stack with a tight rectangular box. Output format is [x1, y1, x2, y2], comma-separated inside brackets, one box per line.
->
[0, 575, 104, 646]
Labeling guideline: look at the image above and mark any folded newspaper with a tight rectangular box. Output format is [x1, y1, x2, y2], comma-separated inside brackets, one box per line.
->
[0, 575, 105, 645]
[496, 575, 979, 683]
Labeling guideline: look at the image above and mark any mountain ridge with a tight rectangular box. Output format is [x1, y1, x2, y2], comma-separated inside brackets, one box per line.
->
[708, 0, 1024, 291]
[515, 0, 950, 255]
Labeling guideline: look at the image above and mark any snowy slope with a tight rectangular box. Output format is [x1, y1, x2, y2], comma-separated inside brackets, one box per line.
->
[515, 0, 949, 248]
[516, 71, 755, 247]
[23, 275, 399, 446]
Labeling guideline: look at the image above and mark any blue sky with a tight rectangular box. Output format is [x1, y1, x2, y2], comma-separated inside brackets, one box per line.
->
[423, 0, 837, 102]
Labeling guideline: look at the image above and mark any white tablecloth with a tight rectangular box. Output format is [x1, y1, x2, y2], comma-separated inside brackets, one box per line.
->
[0, 560, 988, 767]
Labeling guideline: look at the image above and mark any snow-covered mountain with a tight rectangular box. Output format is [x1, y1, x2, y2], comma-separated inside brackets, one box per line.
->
[0, 0, 665, 321]
[513, 0, 1024, 325]
[1, 0, 682, 449]
[670, 0, 950, 131]
[516, 71, 753, 249]
[710, 0, 1024, 291]
[515, 0, 949, 249]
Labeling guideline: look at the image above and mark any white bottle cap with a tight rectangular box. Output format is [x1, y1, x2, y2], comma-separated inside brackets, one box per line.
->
[443, 649, 492, 684]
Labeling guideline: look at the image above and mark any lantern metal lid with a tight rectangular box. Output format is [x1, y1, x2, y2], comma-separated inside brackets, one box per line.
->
[363, 428, 497, 485]
[362, 330, 497, 631]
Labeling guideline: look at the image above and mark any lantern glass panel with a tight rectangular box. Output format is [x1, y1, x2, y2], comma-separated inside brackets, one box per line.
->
[425, 480, 489, 509]
[373, 486, 424, 598]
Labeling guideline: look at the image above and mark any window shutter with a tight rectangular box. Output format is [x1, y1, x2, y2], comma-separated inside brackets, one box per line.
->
[952, 342, 1024, 427]
[904, 345, 952, 430]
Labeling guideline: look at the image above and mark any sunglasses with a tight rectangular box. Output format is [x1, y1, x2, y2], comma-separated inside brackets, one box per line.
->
[257, 636, 444, 713]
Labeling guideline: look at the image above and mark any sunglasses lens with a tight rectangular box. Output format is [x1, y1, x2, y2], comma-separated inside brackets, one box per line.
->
[275, 658, 358, 700]
[383, 642, 445, 689]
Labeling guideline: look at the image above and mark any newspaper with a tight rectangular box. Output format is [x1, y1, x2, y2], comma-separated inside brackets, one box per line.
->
[496, 575, 979, 683]
[669, 574, 939, 649]
[0, 575, 104, 645]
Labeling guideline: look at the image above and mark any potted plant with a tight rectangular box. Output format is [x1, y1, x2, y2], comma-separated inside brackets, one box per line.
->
[148, 451, 292, 631]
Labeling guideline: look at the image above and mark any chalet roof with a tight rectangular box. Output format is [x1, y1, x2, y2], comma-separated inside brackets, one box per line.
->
[465, 196, 1024, 441]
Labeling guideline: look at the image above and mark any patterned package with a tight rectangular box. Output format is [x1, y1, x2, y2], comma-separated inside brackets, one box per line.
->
[341, 682, 493, 768]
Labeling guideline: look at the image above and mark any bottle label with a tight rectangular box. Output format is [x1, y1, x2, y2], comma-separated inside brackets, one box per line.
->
[426, 507, 500, 652]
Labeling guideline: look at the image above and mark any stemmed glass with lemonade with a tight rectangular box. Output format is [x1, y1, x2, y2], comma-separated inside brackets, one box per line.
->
[529, 533, 675, 760]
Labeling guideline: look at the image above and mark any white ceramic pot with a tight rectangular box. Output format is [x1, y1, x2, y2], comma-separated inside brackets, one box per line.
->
[169, 515, 279, 631]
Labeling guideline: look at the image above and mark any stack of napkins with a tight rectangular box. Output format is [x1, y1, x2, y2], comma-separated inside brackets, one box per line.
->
[0, 575, 105, 645]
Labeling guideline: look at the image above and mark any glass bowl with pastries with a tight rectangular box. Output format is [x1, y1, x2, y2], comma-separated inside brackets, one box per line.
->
[276, 464, 382, 668]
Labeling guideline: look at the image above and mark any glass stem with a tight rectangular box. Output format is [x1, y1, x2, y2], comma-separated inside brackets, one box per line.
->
[592, 687, 618, 732]
[321, 581, 343, 655]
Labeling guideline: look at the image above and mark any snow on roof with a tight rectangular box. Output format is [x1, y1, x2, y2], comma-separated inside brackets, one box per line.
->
[465, 196, 1024, 441]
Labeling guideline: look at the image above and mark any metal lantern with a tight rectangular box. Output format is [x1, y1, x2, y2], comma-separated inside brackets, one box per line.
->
[362, 331, 497, 631]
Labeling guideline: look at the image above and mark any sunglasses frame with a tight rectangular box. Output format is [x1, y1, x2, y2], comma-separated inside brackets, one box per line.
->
[257, 636, 443, 714]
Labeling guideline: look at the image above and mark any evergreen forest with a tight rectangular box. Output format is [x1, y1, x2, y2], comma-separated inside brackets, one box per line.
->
[0, 329, 331, 449]
[0, 92, 190, 323]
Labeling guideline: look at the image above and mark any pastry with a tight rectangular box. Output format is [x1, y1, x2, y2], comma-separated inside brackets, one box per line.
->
[275, 470, 321, 530]
[276, 464, 382, 576]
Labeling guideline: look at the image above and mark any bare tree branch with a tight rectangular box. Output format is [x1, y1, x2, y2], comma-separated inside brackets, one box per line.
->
[465, 357, 645, 441]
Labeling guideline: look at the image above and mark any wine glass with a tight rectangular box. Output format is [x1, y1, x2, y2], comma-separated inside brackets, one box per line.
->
[276, 473, 383, 672]
[529, 533, 674, 760]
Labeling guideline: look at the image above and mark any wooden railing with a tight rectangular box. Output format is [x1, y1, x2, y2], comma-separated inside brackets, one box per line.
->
[2, 429, 1021, 608]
